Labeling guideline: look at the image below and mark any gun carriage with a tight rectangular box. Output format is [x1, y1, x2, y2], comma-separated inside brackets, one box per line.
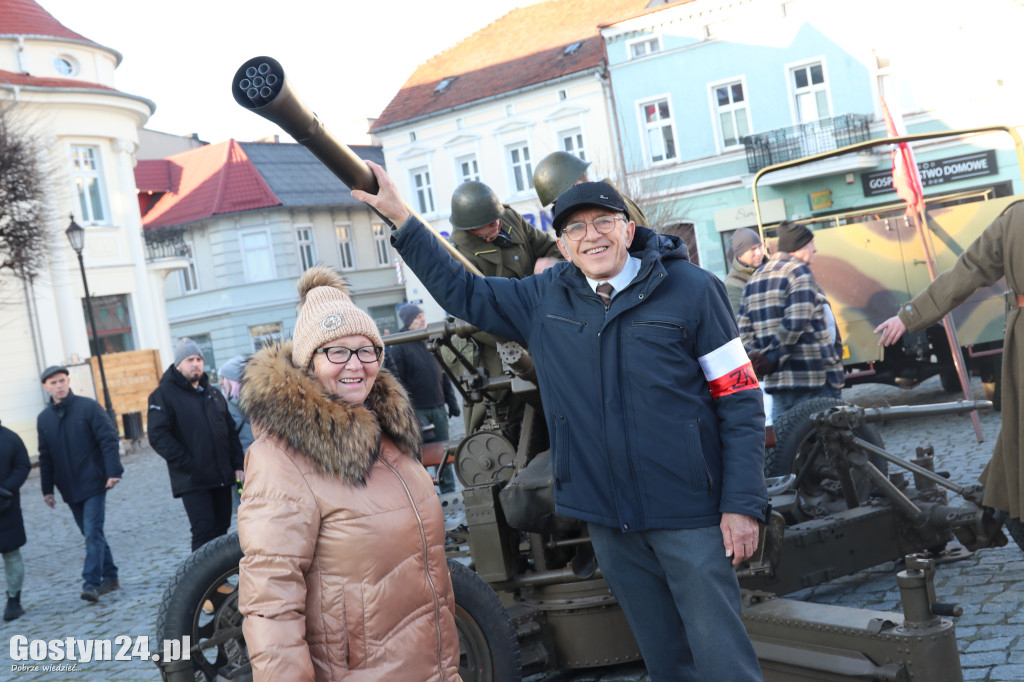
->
[151, 57, 1019, 682]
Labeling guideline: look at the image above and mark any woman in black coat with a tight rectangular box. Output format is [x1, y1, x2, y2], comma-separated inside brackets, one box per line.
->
[0, 421, 30, 621]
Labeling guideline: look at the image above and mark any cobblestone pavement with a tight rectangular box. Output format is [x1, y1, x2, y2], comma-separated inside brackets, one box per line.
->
[1, 378, 1021, 681]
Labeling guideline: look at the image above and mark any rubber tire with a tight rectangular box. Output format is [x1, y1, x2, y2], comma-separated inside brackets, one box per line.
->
[156, 533, 246, 681]
[939, 368, 961, 394]
[1006, 517, 1024, 554]
[448, 558, 521, 682]
[766, 398, 886, 518]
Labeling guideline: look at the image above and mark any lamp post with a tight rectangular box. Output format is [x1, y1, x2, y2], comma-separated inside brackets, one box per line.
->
[65, 215, 116, 426]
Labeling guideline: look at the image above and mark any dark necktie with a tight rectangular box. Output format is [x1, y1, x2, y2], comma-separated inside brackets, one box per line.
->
[597, 282, 614, 309]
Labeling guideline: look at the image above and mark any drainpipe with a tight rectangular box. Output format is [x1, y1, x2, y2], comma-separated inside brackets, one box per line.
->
[598, 38, 629, 188]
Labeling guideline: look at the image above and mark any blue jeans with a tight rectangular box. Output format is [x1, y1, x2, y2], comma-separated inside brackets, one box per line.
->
[68, 492, 118, 590]
[769, 384, 841, 423]
[588, 523, 762, 682]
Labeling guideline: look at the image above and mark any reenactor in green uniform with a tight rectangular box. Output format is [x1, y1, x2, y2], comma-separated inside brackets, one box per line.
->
[533, 151, 649, 227]
[447, 181, 561, 439]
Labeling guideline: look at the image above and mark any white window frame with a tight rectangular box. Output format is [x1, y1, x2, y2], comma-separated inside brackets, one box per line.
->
[295, 225, 317, 271]
[249, 322, 283, 352]
[239, 228, 275, 282]
[372, 223, 391, 267]
[409, 167, 435, 214]
[558, 128, 587, 161]
[70, 145, 109, 224]
[455, 154, 480, 183]
[709, 77, 751, 152]
[335, 223, 357, 270]
[787, 58, 832, 123]
[180, 240, 199, 293]
[506, 142, 534, 193]
[627, 35, 661, 59]
[637, 95, 678, 165]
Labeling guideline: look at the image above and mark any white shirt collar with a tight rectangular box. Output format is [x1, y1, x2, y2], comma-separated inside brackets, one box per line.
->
[586, 256, 642, 298]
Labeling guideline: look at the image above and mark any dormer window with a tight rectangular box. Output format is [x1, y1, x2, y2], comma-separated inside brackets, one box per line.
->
[53, 55, 76, 76]
[563, 41, 582, 55]
[435, 77, 455, 94]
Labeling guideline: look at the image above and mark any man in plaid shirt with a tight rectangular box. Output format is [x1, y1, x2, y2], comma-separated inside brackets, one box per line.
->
[737, 221, 844, 421]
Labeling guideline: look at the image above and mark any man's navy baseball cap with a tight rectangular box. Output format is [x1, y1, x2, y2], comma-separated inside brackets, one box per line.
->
[41, 365, 69, 383]
[551, 182, 628, 236]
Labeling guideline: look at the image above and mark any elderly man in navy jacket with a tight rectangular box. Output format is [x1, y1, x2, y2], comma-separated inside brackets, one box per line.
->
[354, 162, 768, 681]
[37, 365, 123, 603]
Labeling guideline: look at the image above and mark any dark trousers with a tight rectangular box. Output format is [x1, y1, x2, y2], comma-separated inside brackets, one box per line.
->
[180, 487, 233, 552]
[588, 522, 763, 682]
[68, 492, 118, 590]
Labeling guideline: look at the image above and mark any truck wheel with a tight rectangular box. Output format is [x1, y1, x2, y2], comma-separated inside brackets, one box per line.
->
[155, 533, 247, 681]
[448, 558, 521, 682]
[768, 397, 886, 520]
[939, 368, 961, 394]
[1006, 517, 1024, 554]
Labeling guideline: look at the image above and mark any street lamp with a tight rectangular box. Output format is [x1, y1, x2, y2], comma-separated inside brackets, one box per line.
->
[65, 215, 116, 425]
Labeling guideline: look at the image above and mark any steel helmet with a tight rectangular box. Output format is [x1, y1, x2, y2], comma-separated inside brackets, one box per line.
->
[450, 181, 504, 230]
[533, 151, 591, 207]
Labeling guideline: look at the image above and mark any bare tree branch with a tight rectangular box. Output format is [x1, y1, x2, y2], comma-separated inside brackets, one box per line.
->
[0, 108, 46, 283]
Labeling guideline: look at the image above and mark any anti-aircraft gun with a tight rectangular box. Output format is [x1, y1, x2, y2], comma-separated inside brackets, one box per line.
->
[151, 57, 1017, 682]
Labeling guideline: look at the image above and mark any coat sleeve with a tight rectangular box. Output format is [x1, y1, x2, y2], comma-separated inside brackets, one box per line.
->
[214, 391, 245, 471]
[89, 401, 123, 479]
[1, 431, 31, 492]
[147, 389, 190, 470]
[695, 276, 770, 522]
[37, 417, 54, 497]
[238, 443, 320, 682]
[899, 205, 1011, 334]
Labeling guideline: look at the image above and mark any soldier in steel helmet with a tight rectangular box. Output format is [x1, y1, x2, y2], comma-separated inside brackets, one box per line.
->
[533, 151, 648, 228]
[447, 180, 562, 439]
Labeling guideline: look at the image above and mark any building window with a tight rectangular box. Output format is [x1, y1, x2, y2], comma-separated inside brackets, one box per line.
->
[336, 224, 356, 270]
[507, 143, 534, 192]
[875, 54, 893, 103]
[409, 131, 417, 142]
[70, 146, 107, 224]
[505, 103, 515, 116]
[249, 323, 282, 351]
[713, 81, 750, 149]
[82, 293, 135, 355]
[187, 334, 214, 372]
[629, 37, 661, 59]
[295, 226, 316, 271]
[410, 167, 435, 213]
[54, 55, 76, 76]
[240, 229, 275, 282]
[558, 89, 568, 101]
[373, 223, 391, 267]
[792, 61, 830, 122]
[640, 98, 677, 164]
[180, 241, 199, 293]
[560, 129, 587, 161]
[456, 155, 480, 183]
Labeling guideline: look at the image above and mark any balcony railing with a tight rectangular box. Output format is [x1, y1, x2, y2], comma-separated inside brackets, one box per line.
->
[740, 113, 873, 174]
[144, 227, 190, 262]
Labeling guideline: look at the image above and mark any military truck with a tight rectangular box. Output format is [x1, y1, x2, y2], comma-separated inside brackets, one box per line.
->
[749, 126, 1024, 404]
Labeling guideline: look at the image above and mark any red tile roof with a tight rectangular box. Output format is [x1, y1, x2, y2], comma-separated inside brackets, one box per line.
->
[0, 68, 114, 91]
[0, 0, 97, 44]
[137, 140, 282, 230]
[371, 0, 658, 131]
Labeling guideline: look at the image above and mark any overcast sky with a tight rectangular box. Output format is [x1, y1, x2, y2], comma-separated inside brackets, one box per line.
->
[39, 0, 534, 144]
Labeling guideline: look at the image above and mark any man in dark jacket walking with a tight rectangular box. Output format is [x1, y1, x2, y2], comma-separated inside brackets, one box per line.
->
[355, 163, 769, 682]
[1, 419, 30, 620]
[148, 339, 244, 551]
[37, 366, 123, 603]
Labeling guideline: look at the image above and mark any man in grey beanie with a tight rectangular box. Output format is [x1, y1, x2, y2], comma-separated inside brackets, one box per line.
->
[737, 221, 843, 421]
[724, 227, 765, 317]
[148, 339, 244, 551]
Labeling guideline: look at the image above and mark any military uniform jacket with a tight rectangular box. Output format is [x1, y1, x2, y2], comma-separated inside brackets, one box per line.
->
[448, 205, 560, 279]
[898, 200, 1024, 518]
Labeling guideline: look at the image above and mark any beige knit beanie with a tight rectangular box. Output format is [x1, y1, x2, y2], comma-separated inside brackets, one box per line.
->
[291, 266, 384, 368]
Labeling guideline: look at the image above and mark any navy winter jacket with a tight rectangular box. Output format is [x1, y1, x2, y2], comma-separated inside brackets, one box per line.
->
[37, 391, 122, 505]
[0, 423, 31, 553]
[394, 217, 769, 532]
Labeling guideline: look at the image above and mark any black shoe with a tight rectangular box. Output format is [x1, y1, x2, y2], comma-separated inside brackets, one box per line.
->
[3, 593, 24, 621]
[80, 587, 99, 603]
[99, 580, 120, 595]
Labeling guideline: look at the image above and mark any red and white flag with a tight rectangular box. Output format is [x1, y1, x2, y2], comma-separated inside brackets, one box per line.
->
[880, 97, 925, 216]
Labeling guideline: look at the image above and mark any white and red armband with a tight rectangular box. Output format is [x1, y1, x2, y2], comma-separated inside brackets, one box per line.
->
[698, 338, 759, 399]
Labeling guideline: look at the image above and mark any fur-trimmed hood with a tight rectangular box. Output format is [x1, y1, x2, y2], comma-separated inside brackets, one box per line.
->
[240, 341, 422, 485]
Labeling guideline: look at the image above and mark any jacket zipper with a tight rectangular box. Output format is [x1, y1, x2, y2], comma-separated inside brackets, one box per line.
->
[383, 458, 449, 681]
[546, 314, 587, 330]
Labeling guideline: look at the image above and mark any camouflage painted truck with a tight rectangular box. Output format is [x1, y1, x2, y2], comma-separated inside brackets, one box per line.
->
[750, 126, 1024, 406]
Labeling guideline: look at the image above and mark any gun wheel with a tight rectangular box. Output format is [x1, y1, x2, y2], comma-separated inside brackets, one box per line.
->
[448, 559, 522, 682]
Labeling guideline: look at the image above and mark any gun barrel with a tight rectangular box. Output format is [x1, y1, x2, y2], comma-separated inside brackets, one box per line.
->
[231, 56, 483, 277]
[860, 400, 992, 423]
[382, 318, 480, 346]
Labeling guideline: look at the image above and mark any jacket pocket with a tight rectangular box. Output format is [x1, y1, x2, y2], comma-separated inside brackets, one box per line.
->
[553, 414, 570, 484]
[684, 420, 713, 495]
[545, 313, 587, 332]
